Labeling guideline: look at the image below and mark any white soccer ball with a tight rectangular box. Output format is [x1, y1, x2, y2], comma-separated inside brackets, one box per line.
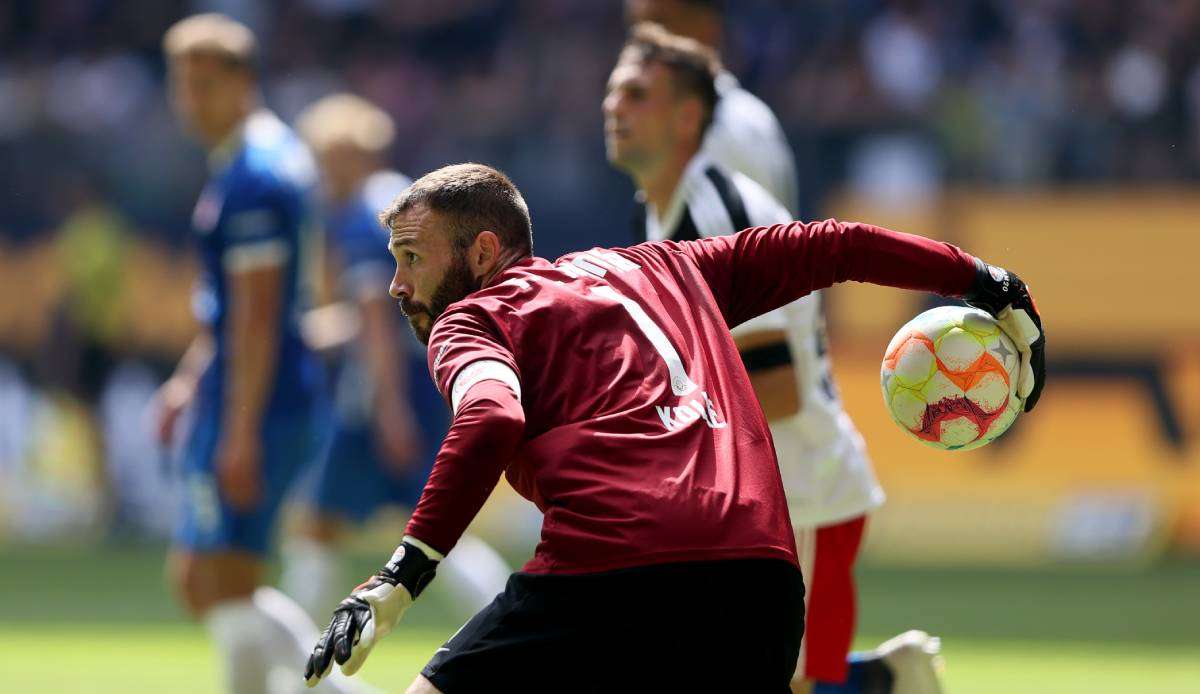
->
[881, 306, 1022, 450]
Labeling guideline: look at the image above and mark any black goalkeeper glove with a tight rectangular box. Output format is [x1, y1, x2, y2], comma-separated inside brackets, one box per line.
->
[964, 258, 1046, 412]
[304, 537, 441, 687]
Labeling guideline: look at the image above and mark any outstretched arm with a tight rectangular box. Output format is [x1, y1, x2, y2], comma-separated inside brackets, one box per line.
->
[680, 219, 979, 327]
[678, 219, 1045, 410]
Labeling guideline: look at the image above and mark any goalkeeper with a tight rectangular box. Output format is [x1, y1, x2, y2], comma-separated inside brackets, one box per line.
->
[304, 163, 1044, 693]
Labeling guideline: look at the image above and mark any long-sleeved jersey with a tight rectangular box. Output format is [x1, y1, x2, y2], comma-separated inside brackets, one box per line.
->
[406, 221, 978, 575]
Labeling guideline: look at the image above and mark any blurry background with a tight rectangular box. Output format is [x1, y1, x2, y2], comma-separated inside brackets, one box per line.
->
[0, 1, 1197, 692]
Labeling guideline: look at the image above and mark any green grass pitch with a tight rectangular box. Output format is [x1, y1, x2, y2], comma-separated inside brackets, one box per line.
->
[1, 546, 1196, 692]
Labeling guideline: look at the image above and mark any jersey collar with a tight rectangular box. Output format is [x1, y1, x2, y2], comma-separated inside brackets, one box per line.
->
[480, 256, 541, 290]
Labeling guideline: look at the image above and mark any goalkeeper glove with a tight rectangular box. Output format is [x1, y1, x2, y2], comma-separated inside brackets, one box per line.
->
[964, 259, 1046, 412]
[304, 537, 441, 687]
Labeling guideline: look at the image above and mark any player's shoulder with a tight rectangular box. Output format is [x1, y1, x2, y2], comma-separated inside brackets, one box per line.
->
[437, 251, 652, 334]
[676, 157, 787, 236]
[337, 169, 410, 233]
[713, 73, 780, 130]
[564, 241, 699, 285]
[232, 110, 317, 197]
[555, 245, 648, 271]
[676, 153, 729, 211]
[729, 169, 791, 227]
[360, 169, 411, 213]
[433, 258, 554, 332]
[426, 285, 526, 374]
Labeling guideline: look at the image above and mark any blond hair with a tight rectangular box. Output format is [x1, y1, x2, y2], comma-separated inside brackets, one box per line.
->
[296, 94, 396, 155]
[163, 13, 257, 70]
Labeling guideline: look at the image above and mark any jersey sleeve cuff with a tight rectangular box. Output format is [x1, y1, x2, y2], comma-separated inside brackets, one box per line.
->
[222, 238, 290, 272]
[401, 535, 445, 561]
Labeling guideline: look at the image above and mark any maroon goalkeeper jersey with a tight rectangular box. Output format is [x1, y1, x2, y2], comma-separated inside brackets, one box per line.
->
[406, 220, 978, 575]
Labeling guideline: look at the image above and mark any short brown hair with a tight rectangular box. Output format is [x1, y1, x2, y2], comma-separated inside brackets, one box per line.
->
[163, 13, 257, 73]
[380, 163, 533, 256]
[619, 21, 721, 132]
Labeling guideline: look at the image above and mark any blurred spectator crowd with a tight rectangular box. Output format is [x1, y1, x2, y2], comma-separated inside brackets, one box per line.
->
[3, 0, 1200, 243]
[1, 0, 1198, 541]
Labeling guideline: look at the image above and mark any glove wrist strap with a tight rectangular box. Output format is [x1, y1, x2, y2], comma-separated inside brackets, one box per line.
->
[964, 257, 1013, 313]
[378, 537, 441, 599]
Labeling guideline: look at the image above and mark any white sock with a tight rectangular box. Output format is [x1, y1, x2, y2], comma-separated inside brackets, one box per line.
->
[205, 597, 272, 694]
[252, 586, 371, 693]
[280, 535, 345, 621]
[436, 533, 512, 621]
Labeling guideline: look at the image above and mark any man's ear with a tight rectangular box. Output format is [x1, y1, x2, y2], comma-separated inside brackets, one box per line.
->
[676, 96, 705, 144]
[470, 230, 503, 277]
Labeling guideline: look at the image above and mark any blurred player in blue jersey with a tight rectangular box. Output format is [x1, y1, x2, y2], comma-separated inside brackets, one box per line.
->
[287, 94, 512, 623]
[153, 15, 363, 694]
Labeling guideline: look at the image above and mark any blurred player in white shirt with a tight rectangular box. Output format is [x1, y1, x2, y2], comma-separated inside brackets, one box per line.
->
[626, 0, 798, 214]
[611, 13, 943, 694]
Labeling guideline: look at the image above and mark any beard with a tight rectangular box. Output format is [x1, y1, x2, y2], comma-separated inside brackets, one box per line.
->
[400, 249, 481, 345]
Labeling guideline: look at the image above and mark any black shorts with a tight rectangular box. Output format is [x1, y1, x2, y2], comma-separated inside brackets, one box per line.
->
[422, 558, 805, 693]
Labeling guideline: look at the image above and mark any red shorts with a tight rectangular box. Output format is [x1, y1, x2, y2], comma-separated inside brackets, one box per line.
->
[794, 514, 867, 684]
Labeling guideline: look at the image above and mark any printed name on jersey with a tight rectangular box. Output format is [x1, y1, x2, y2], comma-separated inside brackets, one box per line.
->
[655, 390, 727, 431]
[557, 250, 727, 432]
[556, 251, 641, 279]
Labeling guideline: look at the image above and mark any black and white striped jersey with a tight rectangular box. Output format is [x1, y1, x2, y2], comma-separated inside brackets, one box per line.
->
[705, 71, 799, 217]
